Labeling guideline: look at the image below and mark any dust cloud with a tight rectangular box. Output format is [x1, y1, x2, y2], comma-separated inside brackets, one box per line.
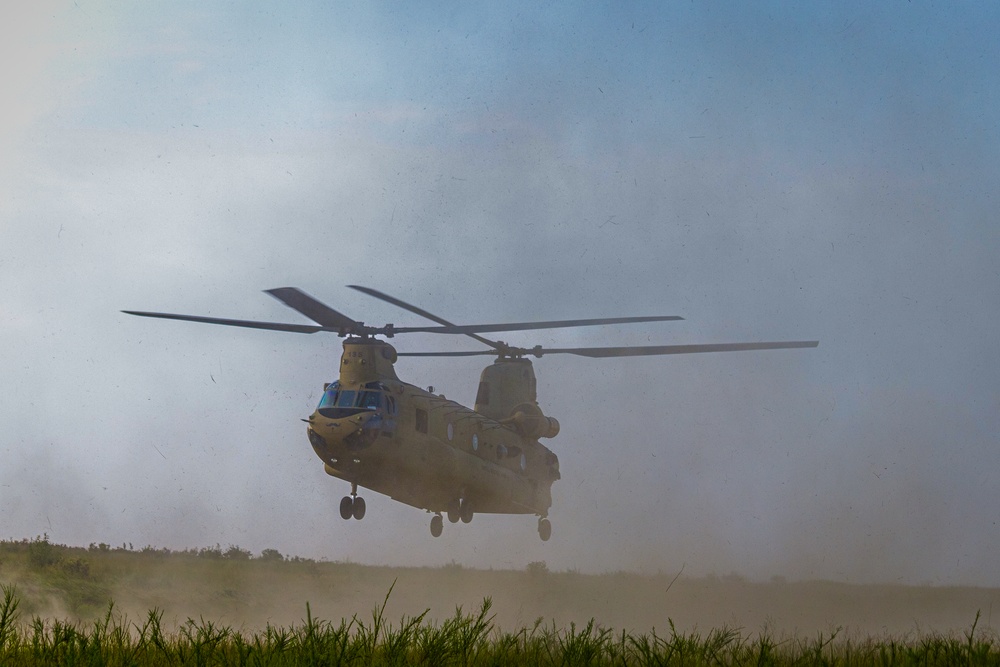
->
[47, 558, 1000, 638]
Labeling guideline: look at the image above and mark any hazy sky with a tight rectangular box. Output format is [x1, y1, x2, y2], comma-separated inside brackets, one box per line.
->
[2, 2, 998, 586]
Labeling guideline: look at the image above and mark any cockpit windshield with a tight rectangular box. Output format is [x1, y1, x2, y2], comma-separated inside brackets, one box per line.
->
[318, 381, 386, 412]
[317, 382, 339, 410]
[335, 390, 358, 408]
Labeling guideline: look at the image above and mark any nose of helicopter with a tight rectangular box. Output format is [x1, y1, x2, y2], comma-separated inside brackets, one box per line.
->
[307, 409, 383, 460]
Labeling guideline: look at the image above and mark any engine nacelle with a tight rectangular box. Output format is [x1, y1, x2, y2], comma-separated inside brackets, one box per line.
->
[507, 402, 560, 439]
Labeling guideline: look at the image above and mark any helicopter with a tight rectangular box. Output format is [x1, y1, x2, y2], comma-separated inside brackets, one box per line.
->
[124, 286, 818, 541]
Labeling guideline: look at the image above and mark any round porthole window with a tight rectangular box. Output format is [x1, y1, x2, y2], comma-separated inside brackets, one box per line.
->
[497, 444, 507, 460]
[520, 453, 527, 471]
[447, 423, 454, 441]
[472, 434, 479, 451]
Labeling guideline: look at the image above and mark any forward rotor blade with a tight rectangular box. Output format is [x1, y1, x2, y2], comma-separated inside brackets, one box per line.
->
[398, 341, 819, 358]
[347, 284, 503, 350]
[122, 311, 322, 334]
[541, 341, 820, 358]
[265, 287, 362, 332]
[392, 315, 683, 335]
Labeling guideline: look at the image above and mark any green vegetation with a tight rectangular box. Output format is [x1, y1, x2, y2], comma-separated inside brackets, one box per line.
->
[0, 585, 997, 665]
[1, 537, 999, 664]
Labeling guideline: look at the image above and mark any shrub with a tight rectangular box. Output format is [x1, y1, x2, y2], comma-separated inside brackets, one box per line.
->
[27, 535, 59, 569]
[223, 545, 252, 560]
[526, 561, 549, 577]
[198, 545, 223, 559]
[61, 558, 90, 578]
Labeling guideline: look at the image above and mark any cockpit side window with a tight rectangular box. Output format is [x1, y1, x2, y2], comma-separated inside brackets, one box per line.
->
[359, 391, 382, 410]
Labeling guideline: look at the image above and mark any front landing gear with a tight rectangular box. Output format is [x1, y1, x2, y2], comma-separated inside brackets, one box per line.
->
[537, 517, 552, 541]
[430, 514, 443, 537]
[340, 484, 366, 521]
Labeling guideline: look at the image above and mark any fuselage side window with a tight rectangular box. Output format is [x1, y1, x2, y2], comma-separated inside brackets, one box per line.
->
[415, 408, 428, 434]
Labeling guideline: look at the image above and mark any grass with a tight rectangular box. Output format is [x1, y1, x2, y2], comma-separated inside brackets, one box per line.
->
[0, 585, 998, 665]
[1, 537, 999, 664]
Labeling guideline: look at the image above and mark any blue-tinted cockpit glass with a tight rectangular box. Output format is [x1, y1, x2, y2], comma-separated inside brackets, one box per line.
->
[317, 381, 340, 409]
[318, 390, 337, 409]
[317, 384, 384, 411]
[336, 390, 357, 407]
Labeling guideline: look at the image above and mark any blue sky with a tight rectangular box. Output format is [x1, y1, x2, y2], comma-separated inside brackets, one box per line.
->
[2, 1, 999, 588]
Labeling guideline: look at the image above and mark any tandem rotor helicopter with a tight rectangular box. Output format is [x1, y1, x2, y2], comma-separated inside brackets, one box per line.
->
[124, 286, 817, 541]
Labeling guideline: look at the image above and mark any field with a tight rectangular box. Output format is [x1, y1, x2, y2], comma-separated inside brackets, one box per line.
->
[1, 537, 998, 665]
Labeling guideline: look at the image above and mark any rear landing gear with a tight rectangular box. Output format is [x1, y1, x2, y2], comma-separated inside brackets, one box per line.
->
[446, 498, 474, 524]
[340, 484, 366, 521]
[537, 517, 551, 541]
[430, 514, 443, 537]
[459, 499, 474, 524]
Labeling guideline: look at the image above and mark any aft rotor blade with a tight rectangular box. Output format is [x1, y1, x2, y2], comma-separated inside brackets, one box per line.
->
[392, 314, 684, 335]
[265, 287, 362, 333]
[122, 310, 322, 334]
[541, 341, 820, 358]
[347, 284, 503, 350]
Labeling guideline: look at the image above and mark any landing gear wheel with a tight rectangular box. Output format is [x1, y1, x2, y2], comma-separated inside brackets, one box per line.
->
[538, 518, 552, 541]
[447, 500, 461, 524]
[430, 514, 443, 538]
[352, 496, 366, 520]
[339, 496, 354, 520]
[460, 499, 474, 524]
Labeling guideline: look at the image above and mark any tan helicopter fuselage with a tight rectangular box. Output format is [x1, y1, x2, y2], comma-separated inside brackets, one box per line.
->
[305, 338, 561, 517]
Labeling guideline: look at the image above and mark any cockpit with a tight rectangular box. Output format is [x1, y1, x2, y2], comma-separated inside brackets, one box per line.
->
[317, 381, 394, 419]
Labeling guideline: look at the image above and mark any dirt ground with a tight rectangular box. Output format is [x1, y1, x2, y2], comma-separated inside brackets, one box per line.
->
[94, 560, 999, 639]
